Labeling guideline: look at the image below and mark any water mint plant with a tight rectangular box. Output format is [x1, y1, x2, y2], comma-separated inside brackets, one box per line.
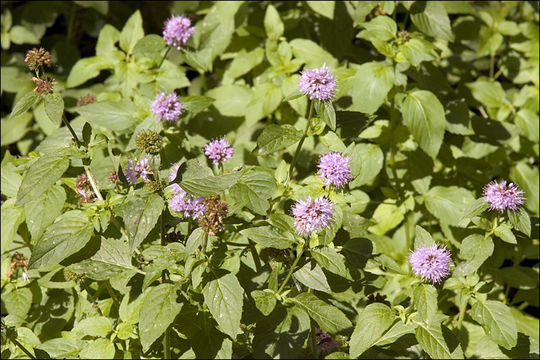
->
[1, 2, 538, 359]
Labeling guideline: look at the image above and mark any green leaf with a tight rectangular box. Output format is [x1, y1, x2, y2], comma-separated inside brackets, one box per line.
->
[24, 184, 65, 241]
[124, 193, 163, 251]
[251, 290, 277, 316]
[310, 247, 348, 278]
[460, 198, 490, 222]
[67, 56, 113, 87]
[1, 204, 24, 254]
[3, 287, 32, 318]
[264, 4, 284, 39]
[514, 109, 539, 142]
[314, 101, 336, 130]
[289, 292, 352, 334]
[256, 124, 303, 156]
[494, 223, 517, 244]
[367, 203, 404, 235]
[410, 1, 454, 41]
[471, 300, 517, 350]
[223, 48, 265, 84]
[9, 92, 40, 119]
[454, 234, 493, 277]
[75, 101, 137, 132]
[349, 143, 384, 187]
[348, 62, 394, 114]
[73, 316, 112, 337]
[70, 238, 140, 280]
[414, 225, 436, 249]
[37, 338, 81, 358]
[466, 79, 509, 109]
[424, 186, 475, 226]
[290, 39, 338, 69]
[415, 322, 461, 359]
[183, 96, 214, 115]
[413, 284, 438, 323]
[119, 10, 144, 54]
[350, 303, 395, 357]
[206, 84, 252, 117]
[507, 207, 531, 237]
[401, 89, 446, 158]
[1, 112, 33, 146]
[29, 210, 94, 269]
[510, 161, 539, 215]
[229, 168, 277, 215]
[16, 154, 69, 206]
[202, 273, 244, 338]
[240, 226, 295, 249]
[96, 25, 120, 57]
[398, 38, 438, 67]
[357, 15, 397, 41]
[43, 93, 64, 126]
[139, 283, 183, 351]
[79, 339, 115, 359]
[293, 262, 331, 293]
[181, 170, 244, 197]
[306, 1, 335, 19]
[132, 34, 165, 64]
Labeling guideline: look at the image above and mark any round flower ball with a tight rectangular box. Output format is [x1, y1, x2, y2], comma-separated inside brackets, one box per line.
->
[318, 152, 352, 189]
[162, 15, 195, 50]
[292, 196, 333, 237]
[483, 179, 525, 213]
[298, 64, 336, 101]
[204, 138, 234, 165]
[151, 92, 184, 122]
[409, 244, 452, 284]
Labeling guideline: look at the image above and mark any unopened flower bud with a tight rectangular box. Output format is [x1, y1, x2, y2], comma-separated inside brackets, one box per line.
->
[198, 196, 228, 235]
[136, 130, 162, 155]
[25, 47, 52, 71]
[77, 94, 97, 107]
[31, 77, 56, 98]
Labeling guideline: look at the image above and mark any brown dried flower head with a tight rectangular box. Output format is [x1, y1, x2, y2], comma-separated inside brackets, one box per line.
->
[108, 170, 119, 183]
[7, 252, 29, 278]
[75, 173, 96, 204]
[198, 196, 228, 236]
[25, 47, 52, 71]
[31, 77, 56, 98]
[77, 94, 97, 107]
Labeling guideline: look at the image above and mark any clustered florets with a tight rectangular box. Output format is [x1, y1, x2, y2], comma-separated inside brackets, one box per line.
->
[75, 173, 97, 204]
[198, 196, 229, 235]
[77, 94, 97, 107]
[483, 179, 525, 213]
[292, 196, 334, 237]
[24, 47, 52, 71]
[168, 184, 206, 220]
[298, 64, 336, 101]
[151, 92, 184, 122]
[314, 328, 340, 356]
[409, 244, 452, 284]
[31, 76, 56, 98]
[204, 138, 235, 165]
[125, 158, 153, 184]
[318, 152, 352, 189]
[162, 15, 195, 50]
[136, 130, 163, 154]
[6, 252, 29, 282]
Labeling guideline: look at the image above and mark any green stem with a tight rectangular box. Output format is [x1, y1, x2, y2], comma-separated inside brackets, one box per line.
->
[277, 242, 304, 294]
[81, 283, 104, 316]
[111, 217, 129, 240]
[163, 327, 171, 359]
[202, 232, 208, 256]
[249, 240, 262, 273]
[310, 320, 318, 359]
[66, 2, 76, 43]
[158, 46, 172, 68]
[489, 52, 495, 78]
[105, 280, 119, 304]
[84, 165, 104, 201]
[62, 114, 83, 148]
[287, 100, 314, 182]
[457, 305, 466, 330]
[389, 96, 404, 202]
[10, 337, 36, 359]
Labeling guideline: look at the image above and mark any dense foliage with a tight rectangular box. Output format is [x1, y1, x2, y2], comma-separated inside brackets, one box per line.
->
[1, 1, 539, 359]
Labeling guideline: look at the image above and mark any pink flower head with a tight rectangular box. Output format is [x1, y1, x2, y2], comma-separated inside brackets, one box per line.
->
[318, 152, 352, 189]
[204, 138, 234, 165]
[298, 64, 336, 101]
[483, 179, 525, 213]
[409, 244, 452, 284]
[151, 92, 184, 122]
[292, 196, 333, 237]
[125, 158, 153, 184]
[169, 189, 205, 220]
[163, 15, 195, 50]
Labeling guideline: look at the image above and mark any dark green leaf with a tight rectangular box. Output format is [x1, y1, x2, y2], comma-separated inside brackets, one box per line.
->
[471, 300, 517, 350]
[256, 124, 303, 156]
[75, 101, 137, 132]
[350, 303, 395, 357]
[410, 1, 454, 41]
[289, 292, 351, 334]
[9, 92, 40, 120]
[251, 290, 277, 316]
[413, 284, 438, 323]
[240, 226, 295, 249]
[124, 193, 163, 251]
[507, 207, 531, 237]
[43, 93, 63, 126]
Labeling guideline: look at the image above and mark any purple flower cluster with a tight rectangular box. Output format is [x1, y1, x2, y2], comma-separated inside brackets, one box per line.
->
[151, 92, 184, 122]
[483, 179, 525, 213]
[292, 196, 333, 237]
[318, 152, 352, 189]
[409, 244, 452, 284]
[162, 15, 195, 50]
[125, 158, 152, 184]
[168, 184, 205, 220]
[204, 138, 235, 165]
[298, 64, 336, 101]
